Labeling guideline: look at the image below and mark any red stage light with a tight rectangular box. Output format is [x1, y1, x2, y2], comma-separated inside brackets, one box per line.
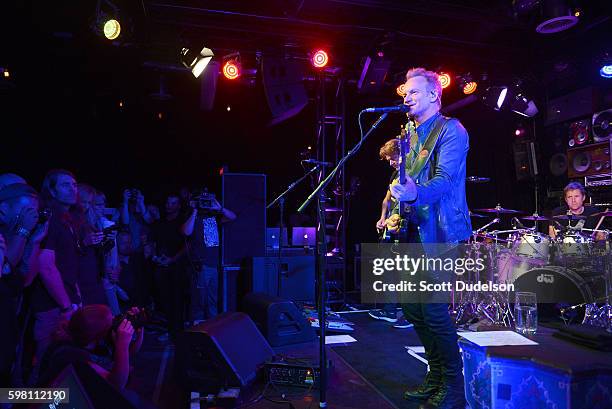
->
[223, 60, 240, 79]
[311, 49, 329, 68]
[439, 72, 451, 89]
[463, 81, 478, 95]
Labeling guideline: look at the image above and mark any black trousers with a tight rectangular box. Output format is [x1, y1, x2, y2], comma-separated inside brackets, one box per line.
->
[401, 244, 463, 381]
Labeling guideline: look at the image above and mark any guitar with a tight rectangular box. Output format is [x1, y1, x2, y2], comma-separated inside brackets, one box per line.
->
[381, 120, 415, 243]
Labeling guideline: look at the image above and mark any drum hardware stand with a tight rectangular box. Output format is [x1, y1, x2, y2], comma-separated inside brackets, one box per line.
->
[454, 232, 514, 327]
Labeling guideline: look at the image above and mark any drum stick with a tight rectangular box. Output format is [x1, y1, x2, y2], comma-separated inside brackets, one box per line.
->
[592, 207, 608, 239]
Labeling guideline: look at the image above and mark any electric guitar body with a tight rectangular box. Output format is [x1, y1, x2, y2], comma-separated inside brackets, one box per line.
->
[381, 120, 415, 243]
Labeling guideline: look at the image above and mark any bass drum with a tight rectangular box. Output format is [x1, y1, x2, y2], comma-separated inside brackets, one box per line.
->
[512, 266, 605, 323]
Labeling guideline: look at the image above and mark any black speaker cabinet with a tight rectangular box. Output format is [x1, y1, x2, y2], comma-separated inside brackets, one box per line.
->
[567, 141, 611, 178]
[251, 256, 315, 301]
[176, 312, 274, 390]
[222, 173, 266, 265]
[242, 292, 316, 347]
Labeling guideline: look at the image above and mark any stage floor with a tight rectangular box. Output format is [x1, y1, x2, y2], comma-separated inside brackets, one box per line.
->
[128, 311, 429, 409]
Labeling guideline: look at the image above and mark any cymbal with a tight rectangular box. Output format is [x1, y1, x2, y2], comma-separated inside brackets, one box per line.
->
[553, 214, 587, 220]
[475, 205, 522, 214]
[521, 215, 549, 221]
[592, 211, 612, 218]
[469, 211, 487, 218]
[466, 176, 490, 183]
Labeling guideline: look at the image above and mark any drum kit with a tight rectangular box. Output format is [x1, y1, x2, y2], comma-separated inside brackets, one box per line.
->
[455, 177, 612, 331]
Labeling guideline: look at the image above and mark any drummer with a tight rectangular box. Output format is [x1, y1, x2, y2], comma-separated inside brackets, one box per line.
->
[548, 181, 606, 241]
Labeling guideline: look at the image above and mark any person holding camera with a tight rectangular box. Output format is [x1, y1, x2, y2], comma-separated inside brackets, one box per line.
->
[76, 184, 117, 307]
[38, 304, 144, 391]
[181, 190, 236, 321]
[0, 182, 49, 386]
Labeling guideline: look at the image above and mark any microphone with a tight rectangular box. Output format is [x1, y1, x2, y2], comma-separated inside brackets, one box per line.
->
[512, 217, 526, 230]
[362, 104, 410, 113]
[302, 159, 333, 167]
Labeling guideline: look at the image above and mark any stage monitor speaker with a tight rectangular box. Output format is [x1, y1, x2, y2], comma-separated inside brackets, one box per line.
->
[567, 141, 611, 178]
[28, 362, 137, 409]
[222, 173, 266, 265]
[242, 292, 316, 347]
[261, 57, 308, 124]
[251, 256, 315, 301]
[176, 312, 274, 390]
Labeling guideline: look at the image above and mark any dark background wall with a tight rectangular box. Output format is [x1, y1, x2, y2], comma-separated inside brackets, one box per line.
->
[2, 0, 611, 248]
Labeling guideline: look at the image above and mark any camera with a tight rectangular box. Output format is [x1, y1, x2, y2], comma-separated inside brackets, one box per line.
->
[191, 189, 217, 211]
[112, 308, 149, 331]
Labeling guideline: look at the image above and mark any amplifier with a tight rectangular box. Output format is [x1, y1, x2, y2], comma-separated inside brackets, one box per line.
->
[264, 360, 320, 388]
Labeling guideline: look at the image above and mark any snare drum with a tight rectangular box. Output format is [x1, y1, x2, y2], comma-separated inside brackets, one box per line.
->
[556, 232, 593, 259]
[511, 232, 551, 263]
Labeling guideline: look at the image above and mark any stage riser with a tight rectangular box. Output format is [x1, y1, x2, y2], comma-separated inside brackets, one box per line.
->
[462, 342, 612, 409]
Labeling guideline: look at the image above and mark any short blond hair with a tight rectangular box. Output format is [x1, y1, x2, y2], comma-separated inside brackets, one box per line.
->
[405, 67, 442, 105]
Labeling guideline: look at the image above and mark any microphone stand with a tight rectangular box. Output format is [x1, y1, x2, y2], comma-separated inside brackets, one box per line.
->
[268, 165, 322, 295]
[297, 112, 389, 408]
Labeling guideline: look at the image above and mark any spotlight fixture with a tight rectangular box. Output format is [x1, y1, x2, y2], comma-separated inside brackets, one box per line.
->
[598, 52, 612, 79]
[223, 60, 240, 80]
[222, 56, 241, 80]
[396, 83, 406, 97]
[438, 72, 451, 89]
[180, 47, 214, 78]
[463, 82, 478, 94]
[2, 68, 9, 78]
[458, 74, 478, 95]
[481, 86, 508, 111]
[508, 81, 538, 117]
[103, 18, 121, 40]
[311, 49, 329, 68]
[482, 81, 538, 118]
[94, 0, 122, 41]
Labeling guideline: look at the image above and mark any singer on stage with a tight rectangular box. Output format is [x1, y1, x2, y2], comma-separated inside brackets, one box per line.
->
[390, 67, 471, 409]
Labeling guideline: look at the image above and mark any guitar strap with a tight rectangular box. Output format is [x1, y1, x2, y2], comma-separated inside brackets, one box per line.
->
[406, 115, 449, 178]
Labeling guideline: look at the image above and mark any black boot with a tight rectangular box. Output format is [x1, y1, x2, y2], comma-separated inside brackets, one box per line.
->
[419, 376, 466, 409]
[403, 371, 442, 400]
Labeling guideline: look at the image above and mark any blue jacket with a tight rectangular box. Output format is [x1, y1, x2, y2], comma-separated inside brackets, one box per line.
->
[409, 114, 472, 245]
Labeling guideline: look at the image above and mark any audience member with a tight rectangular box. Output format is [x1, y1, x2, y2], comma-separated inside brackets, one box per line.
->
[0, 182, 48, 386]
[38, 304, 144, 390]
[119, 188, 154, 252]
[31, 169, 82, 367]
[150, 193, 187, 340]
[76, 184, 109, 306]
[181, 190, 236, 321]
